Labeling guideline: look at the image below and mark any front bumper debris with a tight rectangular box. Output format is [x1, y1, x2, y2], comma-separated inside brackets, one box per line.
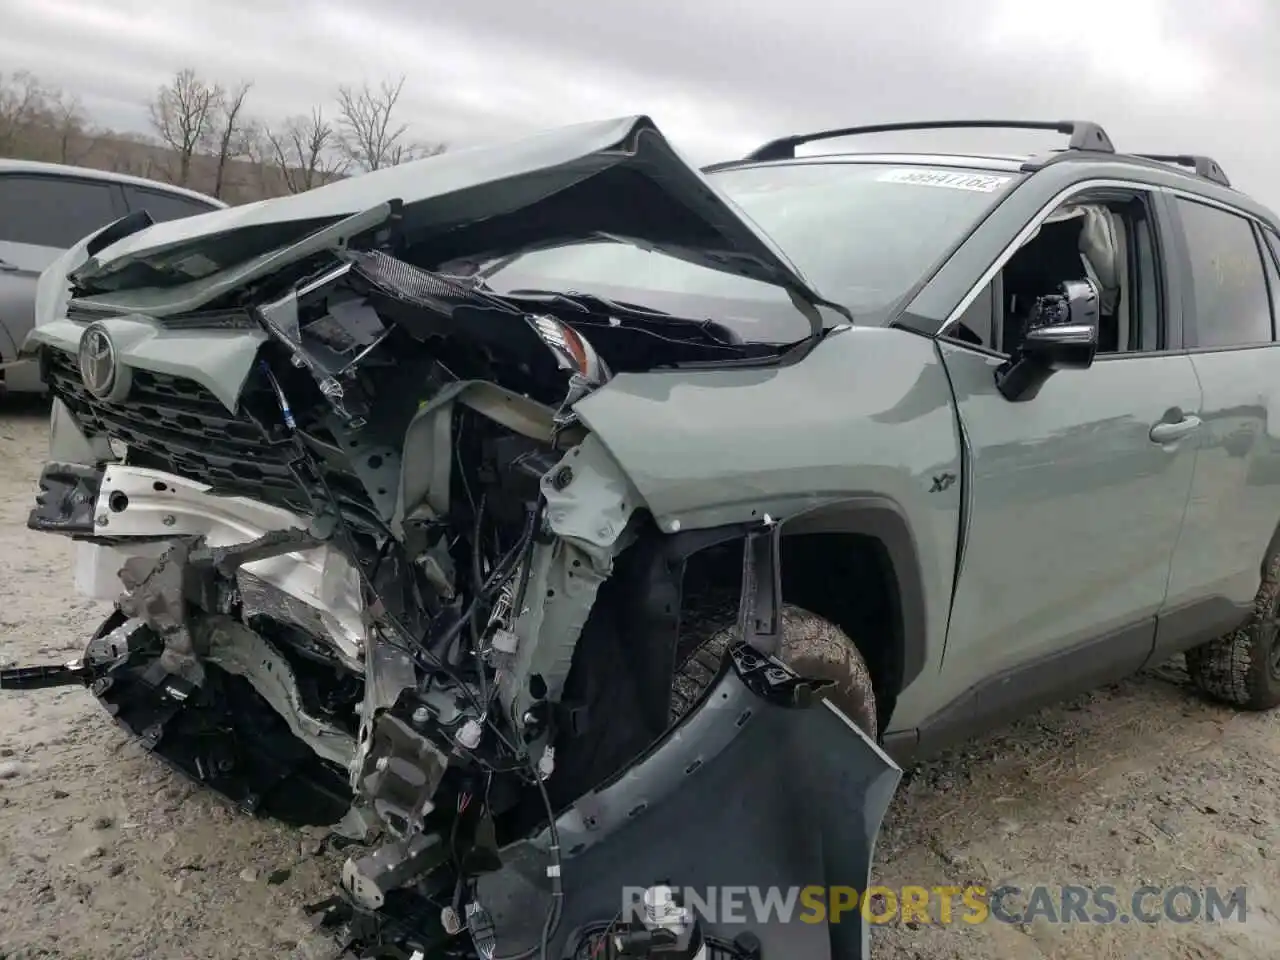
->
[16, 460, 903, 959]
[4, 628, 901, 960]
[369, 643, 899, 960]
[27, 461, 105, 535]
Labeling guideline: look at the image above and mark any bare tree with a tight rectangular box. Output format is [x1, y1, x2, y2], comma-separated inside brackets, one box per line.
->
[208, 80, 256, 199]
[50, 90, 88, 164]
[0, 68, 383, 205]
[148, 68, 221, 186]
[101, 130, 161, 179]
[264, 107, 349, 193]
[389, 139, 446, 165]
[238, 127, 281, 197]
[335, 76, 444, 172]
[0, 71, 48, 155]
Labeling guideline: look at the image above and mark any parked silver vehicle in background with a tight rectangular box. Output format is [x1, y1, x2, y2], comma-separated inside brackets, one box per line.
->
[0, 159, 224, 394]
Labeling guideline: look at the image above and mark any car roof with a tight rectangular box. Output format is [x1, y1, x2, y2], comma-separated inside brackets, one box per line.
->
[0, 157, 226, 208]
[704, 119, 1277, 225]
[705, 150, 1279, 228]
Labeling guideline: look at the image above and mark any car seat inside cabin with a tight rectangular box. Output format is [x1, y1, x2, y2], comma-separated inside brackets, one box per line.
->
[954, 202, 1127, 355]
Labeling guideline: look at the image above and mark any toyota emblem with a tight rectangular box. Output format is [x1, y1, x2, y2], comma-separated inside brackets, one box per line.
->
[77, 322, 118, 399]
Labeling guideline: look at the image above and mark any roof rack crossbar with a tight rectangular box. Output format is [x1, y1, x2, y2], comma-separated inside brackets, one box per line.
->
[744, 119, 1116, 162]
[1134, 154, 1231, 188]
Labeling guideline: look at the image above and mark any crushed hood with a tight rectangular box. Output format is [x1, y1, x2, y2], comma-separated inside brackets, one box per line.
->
[69, 116, 838, 325]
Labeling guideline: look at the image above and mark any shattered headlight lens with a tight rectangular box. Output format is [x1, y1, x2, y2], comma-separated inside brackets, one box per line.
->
[527, 314, 610, 384]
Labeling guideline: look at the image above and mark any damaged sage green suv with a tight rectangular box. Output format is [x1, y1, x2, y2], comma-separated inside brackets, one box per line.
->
[18, 116, 1280, 960]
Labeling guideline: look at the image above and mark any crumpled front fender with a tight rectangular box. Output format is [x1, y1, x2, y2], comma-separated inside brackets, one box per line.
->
[479, 643, 902, 960]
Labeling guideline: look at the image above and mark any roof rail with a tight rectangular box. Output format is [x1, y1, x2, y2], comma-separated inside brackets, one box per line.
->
[1134, 154, 1231, 188]
[743, 120, 1116, 162]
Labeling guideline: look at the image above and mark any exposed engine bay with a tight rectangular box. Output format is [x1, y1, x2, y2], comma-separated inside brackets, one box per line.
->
[17, 117, 901, 959]
[21, 244, 823, 958]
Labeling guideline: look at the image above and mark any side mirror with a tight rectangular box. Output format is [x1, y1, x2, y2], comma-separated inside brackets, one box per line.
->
[996, 279, 1099, 401]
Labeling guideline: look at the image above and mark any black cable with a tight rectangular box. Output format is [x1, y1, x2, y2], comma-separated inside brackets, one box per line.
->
[388, 501, 537, 763]
[537, 772, 565, 960]
[261, 374, 520, 760]
[491, 761, 565, 960]
[469, 493, 490, 707]
[511, 503, 540, 618]
[265, 385, 487, 711]
[368, 533, 395, 584]
[427, 504, 537, 664]
[286, 458, 537, 792]
[570, 318, 747, 352]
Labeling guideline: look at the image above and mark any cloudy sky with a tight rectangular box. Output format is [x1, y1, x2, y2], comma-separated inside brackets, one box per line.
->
[3, 0, 1278, 203]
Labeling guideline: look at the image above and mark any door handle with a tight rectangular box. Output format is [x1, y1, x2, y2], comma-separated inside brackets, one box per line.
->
[1149, 415, 1202, 444]
[0, 259, 17, 272]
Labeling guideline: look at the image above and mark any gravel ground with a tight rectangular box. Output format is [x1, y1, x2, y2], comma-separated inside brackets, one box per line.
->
[2, 401, 1279, 959]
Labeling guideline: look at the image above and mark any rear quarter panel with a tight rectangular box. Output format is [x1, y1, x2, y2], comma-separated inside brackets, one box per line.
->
[0, 240, 63, 391]
[0, 241, 62, 356]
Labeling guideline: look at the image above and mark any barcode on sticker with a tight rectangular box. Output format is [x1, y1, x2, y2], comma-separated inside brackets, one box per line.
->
[877, 169, 1012, 192]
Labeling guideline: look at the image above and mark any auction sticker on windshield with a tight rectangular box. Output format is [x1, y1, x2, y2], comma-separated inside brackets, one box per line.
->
[877, 168, 1012, 192]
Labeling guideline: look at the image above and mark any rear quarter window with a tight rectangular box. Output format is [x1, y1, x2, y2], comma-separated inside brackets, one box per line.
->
[124, 186, 219, 224]
[0, 174, 120, 248]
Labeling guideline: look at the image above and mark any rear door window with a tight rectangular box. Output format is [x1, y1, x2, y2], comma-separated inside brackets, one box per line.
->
[123, 186, 219, 223]
[0, 174, 120, 249]
[1176, 198, 1273, 347]
[1257, 227, 1280, 340]
[1262, 227, 1280, 273]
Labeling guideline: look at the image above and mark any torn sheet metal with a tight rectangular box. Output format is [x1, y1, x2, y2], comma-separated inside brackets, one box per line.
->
[254, 263, 394, 429]
[202, 615, 356, 768]
[480, 643, 903, 960]
[69, 117, 838, 332]
[394, 379, 579, 535]
[93, 464, 366, 665]
[497, 433, 642, 722]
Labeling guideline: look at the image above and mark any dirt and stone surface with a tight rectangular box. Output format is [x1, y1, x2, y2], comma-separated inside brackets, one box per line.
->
[1, 401, 1278, 959]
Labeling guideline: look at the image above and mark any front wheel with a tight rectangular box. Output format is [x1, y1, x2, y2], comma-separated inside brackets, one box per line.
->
[1186, 552, 1280, 711]
[669, 601, 878, 739]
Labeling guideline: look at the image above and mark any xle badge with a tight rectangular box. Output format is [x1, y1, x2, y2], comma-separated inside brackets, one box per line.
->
[930, 473, 956, 493]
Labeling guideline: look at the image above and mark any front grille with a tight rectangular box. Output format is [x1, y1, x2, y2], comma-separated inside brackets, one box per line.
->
[46, 348, 303, 504]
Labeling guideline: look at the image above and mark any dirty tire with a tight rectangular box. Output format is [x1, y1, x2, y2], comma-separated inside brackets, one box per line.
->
[669, 601, 878, 739]
[1186, 551, 1280, 711]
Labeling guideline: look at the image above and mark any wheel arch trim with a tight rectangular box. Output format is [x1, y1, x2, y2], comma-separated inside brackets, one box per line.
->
[779, 496, 928, 695]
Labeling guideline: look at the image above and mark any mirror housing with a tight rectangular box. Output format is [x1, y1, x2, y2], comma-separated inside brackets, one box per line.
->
[996, 279, 1099, 401]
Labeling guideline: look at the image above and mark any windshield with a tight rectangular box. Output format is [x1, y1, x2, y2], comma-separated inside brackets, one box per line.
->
[467, 161, 1018, 342]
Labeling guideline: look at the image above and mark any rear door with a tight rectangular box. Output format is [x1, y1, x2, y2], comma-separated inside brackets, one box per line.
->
[121, 185, 221, 223]
[0, 173, 124, 363]
[1156, 195, 1280, 656]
